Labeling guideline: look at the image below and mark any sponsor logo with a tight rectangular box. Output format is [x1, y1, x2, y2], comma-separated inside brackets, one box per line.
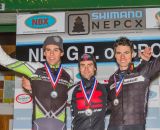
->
[76, 90, 103, 110]
[59, 79, 69, 86]
[91, 9, 145, 32]
[123, 75, 145, 85]
[110, 75, 145, 90]
[25, 14, 56, 29]
[16, 94, 32, 104]
[68, 13, 90, 35]
[91, 10, 143, 20]
[78, 108, 102, 114]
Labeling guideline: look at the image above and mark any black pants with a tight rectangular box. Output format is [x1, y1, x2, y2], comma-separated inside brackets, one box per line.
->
[107, 124, 145, 130]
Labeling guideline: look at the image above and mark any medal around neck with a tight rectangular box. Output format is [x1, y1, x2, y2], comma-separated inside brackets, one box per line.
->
[85, 108, 93, 116]
[80, 78, 97, 116]
[113, 74, 124, 106]
[44, 63, 62, 99]
[50, 91, 58, 98]
[113, 98, 119, 106]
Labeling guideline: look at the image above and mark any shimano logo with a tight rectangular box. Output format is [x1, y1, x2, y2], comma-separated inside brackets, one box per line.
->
[91, 9, 145, 31]
[91, 10, 143, 20]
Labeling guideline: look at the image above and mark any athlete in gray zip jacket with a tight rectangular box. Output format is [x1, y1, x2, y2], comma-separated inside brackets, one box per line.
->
[107, 37, 159, 130]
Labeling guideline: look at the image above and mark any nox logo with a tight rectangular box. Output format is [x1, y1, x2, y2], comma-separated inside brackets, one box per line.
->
[25, 14, 56, 29]
[32, 18, 48, 25]
[68, 14, 90, 35]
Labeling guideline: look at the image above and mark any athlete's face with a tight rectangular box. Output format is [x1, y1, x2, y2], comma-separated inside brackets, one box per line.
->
[115, 45, 133, 71]
[44, 44, 64, 65]
[79, 60, 96, 80]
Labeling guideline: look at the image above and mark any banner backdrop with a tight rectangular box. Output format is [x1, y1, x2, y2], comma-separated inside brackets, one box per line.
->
[14, 8, 160, 130]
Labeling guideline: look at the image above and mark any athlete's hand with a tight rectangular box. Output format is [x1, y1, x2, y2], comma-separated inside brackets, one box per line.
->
[139, 47, 152, 61]
[22, 76, 32, 91]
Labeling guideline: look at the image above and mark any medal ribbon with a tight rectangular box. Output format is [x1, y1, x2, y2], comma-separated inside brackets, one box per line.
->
[114, 74, 125, 97]
[80, 78, 98, 107]
[44, 62, 63, 90]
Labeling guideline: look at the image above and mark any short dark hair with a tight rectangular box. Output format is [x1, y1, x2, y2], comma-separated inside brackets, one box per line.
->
[114, 37, 134, 52]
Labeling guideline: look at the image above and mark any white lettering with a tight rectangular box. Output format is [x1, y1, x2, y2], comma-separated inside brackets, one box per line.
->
[29, 48, 39, 62]
[85, 46, 94, 54]
[104, 48, 114, 59]
[67, 46, 78, 61]
[151, 43, 160, 57]
[29, 48, 45, 62]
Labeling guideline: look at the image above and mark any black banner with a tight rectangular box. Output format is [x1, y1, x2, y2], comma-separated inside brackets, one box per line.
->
[16, 40, 160, 64]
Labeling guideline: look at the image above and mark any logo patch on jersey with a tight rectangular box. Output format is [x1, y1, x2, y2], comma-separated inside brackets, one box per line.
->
[59, 79, 69, 86]
[110, 75, 145, 90]
[76, 90, 103, 110]
[123, 75, 145, 85]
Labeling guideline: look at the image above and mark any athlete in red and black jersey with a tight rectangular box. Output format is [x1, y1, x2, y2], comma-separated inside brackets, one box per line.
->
[71, 53, 107, 130]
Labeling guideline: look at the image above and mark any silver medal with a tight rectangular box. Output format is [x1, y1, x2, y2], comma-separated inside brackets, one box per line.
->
[50, 91, 58, 98]
[113, 99, 119, 106]
[85, 109, 93, 116]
